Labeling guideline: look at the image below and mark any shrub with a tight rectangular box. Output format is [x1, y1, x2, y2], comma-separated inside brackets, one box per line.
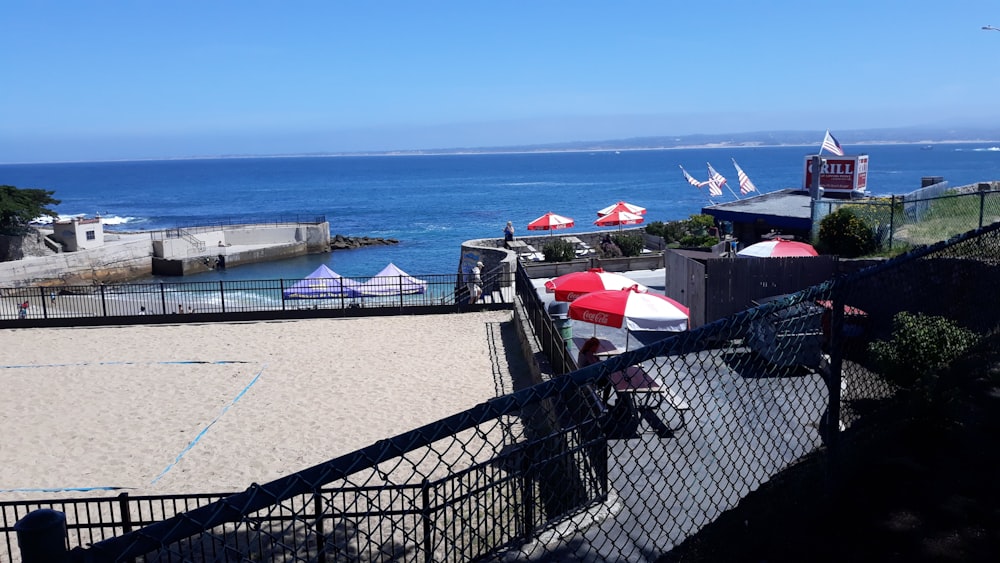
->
[816, 207, 877, 257]
[645, 214, 719, 247]
[869, 312, 979, 391]
[611, 233, 644, 257]
[542, 238, 576, 262]
[644, 221, 668, 238]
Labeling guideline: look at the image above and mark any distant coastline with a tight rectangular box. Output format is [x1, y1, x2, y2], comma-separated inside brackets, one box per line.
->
[6, 126, 1000, 166]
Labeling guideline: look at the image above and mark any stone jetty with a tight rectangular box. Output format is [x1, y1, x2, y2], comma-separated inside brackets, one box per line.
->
[329, 234, 399, 250]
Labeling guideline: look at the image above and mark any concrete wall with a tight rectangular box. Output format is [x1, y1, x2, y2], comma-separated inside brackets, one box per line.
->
[1, 221, 332, 286]
[459, 238, 518, 292]
[154, 222, 330, 259]
[0, 238, 152, 287]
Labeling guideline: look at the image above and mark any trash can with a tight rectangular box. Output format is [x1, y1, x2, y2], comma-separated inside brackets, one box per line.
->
[15, 509, 68, 563]
[547, 301, 573, 342]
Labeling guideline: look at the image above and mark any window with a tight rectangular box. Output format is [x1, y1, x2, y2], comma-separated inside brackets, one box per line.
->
[86, 230, 96, 240]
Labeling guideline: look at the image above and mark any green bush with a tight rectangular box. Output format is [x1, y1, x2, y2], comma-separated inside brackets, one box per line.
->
[611, 233, 644, 257]
[542, 238, 576, 262]
[816, 207, 877, 257]
[645, 214, 719, 247]
[869, 312, 979, 391]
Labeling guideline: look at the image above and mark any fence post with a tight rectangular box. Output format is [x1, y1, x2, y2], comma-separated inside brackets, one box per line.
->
[219, 281, 226, 313]
[159, 282, 167, 315]
[39, 287, 48, 319]
[14, 509, 69, 563]
[522, 468, 535, 541]
[979, 190, 986, 229]
[314, 491, 326, 563]
[118, 492, 133, 534]
[888, 195, 895, 250]
[280, 279, 286, 311]
[100, 284, 108, 317]
[825, 287, 846, 490]
[399, 275, 404, 309]
[420, 478, 432, 563]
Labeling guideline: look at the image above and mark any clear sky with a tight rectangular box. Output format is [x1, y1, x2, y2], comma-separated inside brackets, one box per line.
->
[3, 1, 1000, 163]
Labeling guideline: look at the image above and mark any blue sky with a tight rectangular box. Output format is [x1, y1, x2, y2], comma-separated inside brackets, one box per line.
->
[3, 1, 1000, 163]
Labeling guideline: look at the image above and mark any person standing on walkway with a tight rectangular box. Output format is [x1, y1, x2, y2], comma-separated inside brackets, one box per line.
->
[504, 221, 515, 246]
[469, 261, 483, 304]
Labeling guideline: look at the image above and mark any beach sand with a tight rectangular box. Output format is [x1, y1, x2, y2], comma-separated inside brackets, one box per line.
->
[0, 311, 523, 501]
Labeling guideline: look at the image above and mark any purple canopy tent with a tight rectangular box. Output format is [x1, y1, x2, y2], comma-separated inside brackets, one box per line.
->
[282, 264, 362, 299]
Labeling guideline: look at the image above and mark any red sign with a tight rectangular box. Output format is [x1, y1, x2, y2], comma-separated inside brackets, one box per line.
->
[803, 154, 868, 194]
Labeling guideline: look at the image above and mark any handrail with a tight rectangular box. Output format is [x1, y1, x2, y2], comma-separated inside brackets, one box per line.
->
[176, 228, 206, 252]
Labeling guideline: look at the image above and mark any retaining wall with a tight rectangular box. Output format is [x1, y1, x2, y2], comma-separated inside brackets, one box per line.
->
[0, 238, 153, 287]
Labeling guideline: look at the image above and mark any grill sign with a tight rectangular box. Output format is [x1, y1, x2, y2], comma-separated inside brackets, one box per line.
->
[803, 154, 868, 194]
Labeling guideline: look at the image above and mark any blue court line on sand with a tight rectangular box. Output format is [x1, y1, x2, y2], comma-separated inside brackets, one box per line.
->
[0, 360, 251, 370]
[149, 366, 266, 485]
[0, 486, 130, 493]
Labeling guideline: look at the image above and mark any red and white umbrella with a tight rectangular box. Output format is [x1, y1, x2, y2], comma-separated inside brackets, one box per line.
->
[594, 210, 644, 229]
[527, 211, 575, 233]
[544, 268, 648, 302]
[597, 201, 647, 217]
[737, 238, 818, 258]
[569, 286, 689, 332]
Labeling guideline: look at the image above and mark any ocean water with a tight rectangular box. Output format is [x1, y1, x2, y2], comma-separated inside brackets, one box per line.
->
[2, 143, 1000, 281]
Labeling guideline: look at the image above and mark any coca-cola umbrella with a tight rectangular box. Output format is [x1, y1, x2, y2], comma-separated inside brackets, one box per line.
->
[544, 268, 649, 302]
[597, 201, 646, 217]
[736, 238, 818, 258]
[527, 211, 575, 235]
[569, 286, 689, 348]
[594, 209, 644, 231]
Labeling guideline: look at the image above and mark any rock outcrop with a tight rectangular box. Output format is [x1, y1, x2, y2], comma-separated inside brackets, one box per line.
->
[0, 229, 56, 262]
[329, 234, 399, 251]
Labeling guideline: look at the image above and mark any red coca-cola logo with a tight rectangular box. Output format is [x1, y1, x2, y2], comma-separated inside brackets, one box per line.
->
[582, 311, 610, 324]
[567, 292, 582, 300]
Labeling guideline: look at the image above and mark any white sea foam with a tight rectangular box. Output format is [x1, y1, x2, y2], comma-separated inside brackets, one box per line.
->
[99, 215, 135, 225]
[30, 213, 137, 226]
[29, 213, 86, 225]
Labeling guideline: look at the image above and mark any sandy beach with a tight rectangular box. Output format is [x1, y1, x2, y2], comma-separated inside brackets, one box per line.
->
[0, 311, 523, 501]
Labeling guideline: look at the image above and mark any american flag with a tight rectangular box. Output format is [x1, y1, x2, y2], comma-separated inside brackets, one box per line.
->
[706, 163, 726, 197]
[732, 159, 757, 195]
[679, 165, 707, 188]
[821, 130, 845, 156]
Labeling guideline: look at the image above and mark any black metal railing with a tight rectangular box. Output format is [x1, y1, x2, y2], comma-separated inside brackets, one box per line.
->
[1, 270, 515, 323]
[145, 215, 328, 238]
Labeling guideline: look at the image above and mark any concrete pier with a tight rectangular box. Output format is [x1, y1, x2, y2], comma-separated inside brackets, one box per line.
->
[0, 221, 331, 287]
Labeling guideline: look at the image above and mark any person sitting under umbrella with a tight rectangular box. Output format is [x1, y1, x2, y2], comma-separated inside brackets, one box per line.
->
[577, 337, 602, 368]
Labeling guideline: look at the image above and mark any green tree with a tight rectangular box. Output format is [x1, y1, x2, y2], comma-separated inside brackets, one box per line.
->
[0, 185, 60, 235]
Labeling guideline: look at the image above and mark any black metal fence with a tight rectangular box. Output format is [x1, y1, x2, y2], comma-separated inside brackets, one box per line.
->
[0, 267, 513, 323]
[8, 222, 1000, 562]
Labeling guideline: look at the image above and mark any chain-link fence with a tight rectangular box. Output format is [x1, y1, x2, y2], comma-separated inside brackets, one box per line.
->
[811, 185, 1000, 251]
[10, 221, 1000, 562]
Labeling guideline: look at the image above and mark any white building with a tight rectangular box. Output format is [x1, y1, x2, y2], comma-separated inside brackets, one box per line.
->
[51, 217, 105, 251]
